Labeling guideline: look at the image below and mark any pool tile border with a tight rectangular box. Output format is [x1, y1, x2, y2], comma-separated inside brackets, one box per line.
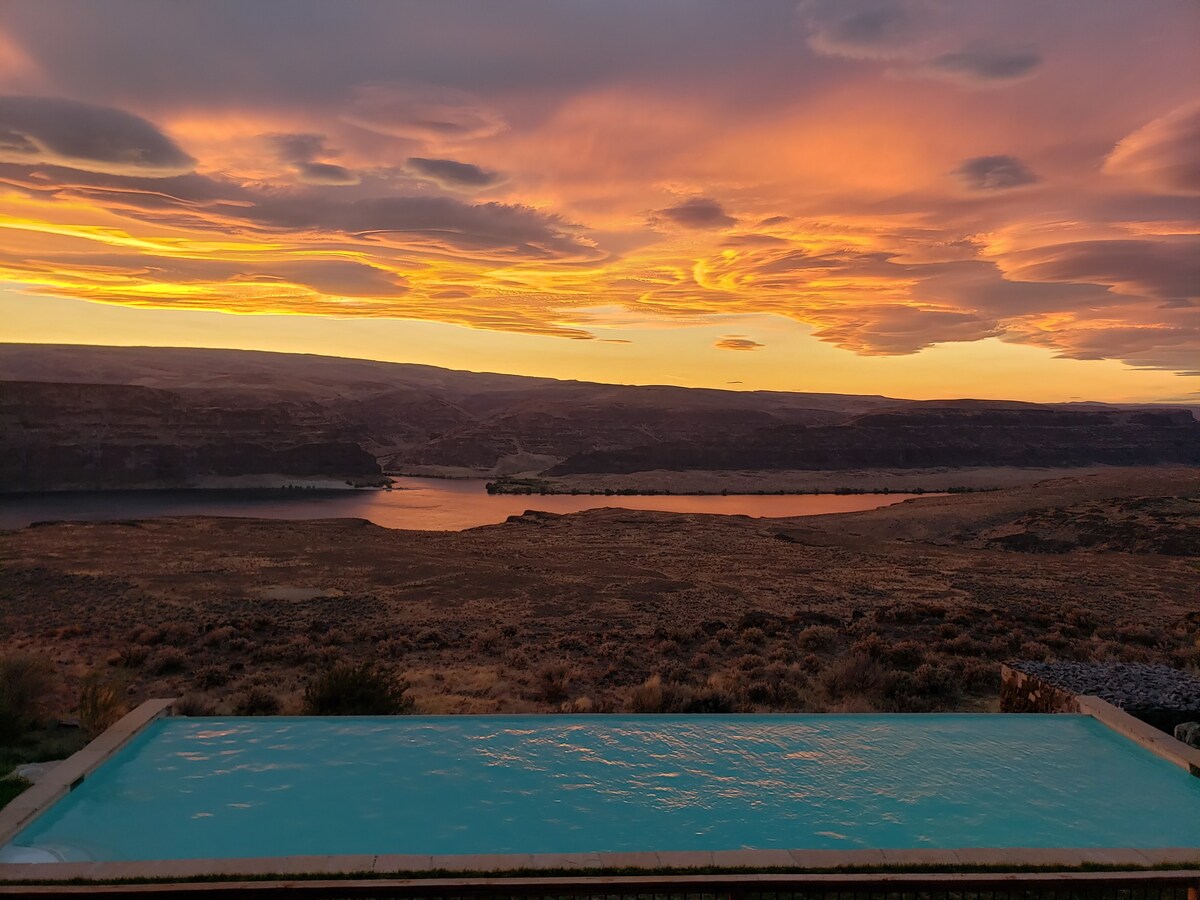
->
[2, 701, 1199, 882]
[0, 698, 175, 849]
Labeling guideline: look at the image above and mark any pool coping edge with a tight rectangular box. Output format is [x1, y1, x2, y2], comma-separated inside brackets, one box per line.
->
[0, 698, 176, 849]
[1076, 694, 1200, 775]
[3, 703, 1199, 881]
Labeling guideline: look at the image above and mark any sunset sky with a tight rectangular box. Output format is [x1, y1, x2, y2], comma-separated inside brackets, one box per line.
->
[1, 0, 1198, 401]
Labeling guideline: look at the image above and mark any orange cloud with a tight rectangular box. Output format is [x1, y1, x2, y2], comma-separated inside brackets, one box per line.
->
[715, 335, 763, 351]
[0, 0, 1196, 384]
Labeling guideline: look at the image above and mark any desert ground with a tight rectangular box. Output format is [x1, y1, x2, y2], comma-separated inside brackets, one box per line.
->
[2, 468, 1197, 719]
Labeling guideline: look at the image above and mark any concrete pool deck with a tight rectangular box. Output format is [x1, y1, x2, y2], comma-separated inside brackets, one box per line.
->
[1, 698, 1198, 882]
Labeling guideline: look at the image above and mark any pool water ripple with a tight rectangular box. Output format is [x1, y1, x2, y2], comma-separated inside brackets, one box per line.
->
[5, 714, 1199, 861]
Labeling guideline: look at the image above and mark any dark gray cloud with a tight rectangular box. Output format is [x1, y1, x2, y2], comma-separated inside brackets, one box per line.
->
[803, 2, 1043, 88]
[954, 155, 1038, 190]
[1001, 238, 1200, 302]
[268, 132, 359, 185]
[270, 133, 326, 162]
[655, 197, 735, 229]
[811, 306, 999, 355]
[237, 195, 595, 259]
[29, 252, 405, 298]
[816, 5, 914, 52]
[244, 259, 406, 296]
[0, 158, 601, 263]
[801, 0, 931, 60]
[294, 161, 358, 185]
[925, 47, 1042, 83]
[0, 95, 194, 176]
[344, 83, 506, 141]
[407, 157, 503, 188]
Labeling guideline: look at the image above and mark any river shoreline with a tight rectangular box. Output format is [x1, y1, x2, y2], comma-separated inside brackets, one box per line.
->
[0, 478, 932, 531]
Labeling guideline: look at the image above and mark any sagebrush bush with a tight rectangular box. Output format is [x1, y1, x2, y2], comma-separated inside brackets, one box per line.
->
[174, 694, 217, 717]
[628, 674, 737, 713]
[117, 644, 151, 669]
[232, 686, 282, 716]
[0, 653, 54, 739]
[884, 664, 961, 712]
[796, 625, 837, 651]
[815, 655, 885, 703]
[146, 648, 187, 676]
[303, 662, 413, 715]
[534, 663, 575, 703]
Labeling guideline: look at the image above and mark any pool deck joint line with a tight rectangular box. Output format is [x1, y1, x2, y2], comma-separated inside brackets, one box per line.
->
[1, 699, 1199, 882]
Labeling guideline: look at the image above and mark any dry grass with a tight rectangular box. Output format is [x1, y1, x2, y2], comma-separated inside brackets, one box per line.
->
[0, 471, 1196, 717]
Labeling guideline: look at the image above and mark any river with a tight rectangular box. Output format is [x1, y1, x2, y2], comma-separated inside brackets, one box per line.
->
[0, 477, 930, 531]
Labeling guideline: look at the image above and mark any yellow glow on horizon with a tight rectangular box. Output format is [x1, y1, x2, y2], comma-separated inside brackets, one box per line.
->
[4, 289, 1195, 406]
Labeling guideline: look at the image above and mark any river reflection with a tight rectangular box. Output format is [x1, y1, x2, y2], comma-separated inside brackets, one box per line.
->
[0, 477, 930, 531]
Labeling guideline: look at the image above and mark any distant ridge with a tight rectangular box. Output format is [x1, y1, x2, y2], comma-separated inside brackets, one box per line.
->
[1, 343, 1197, 489]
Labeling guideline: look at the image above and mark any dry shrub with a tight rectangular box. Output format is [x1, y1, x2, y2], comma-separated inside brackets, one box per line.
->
[194, 664, 230, 689]
[814, 655, 886, 704]
[117, 644, 151, 669]
[201, 625, 236, 648]
[128, 626, 162, 645]
[881, 639, 929, 670]
[232, 687, 282, 716]
[1114, 623, 1162, 648]
[955, 658, 1000, 694]
[471, 629, 501, 653]
[174, 694, 217, 717]
[796, 625, 837, 651]
[740, 627, 766, 645]
[503, 648, 530, 670]
[303, 662, 413, 715]
[883, 664, 961, 712]
[158, 623, 194, 646]
[146, 648, 187, 676]
[629, 674, 664, 712]
[0, 653, 54, 738]
[415, 628, 447, 648]
[628, 674, 737, 713]
[534, 663, 575, 704]
[78, 671, 127, 737]
[566, 696, 595, 713]
[745, 678, 801, 708]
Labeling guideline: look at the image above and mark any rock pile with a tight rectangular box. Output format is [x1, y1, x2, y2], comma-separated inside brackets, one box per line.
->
[1008, 661, 1200, 711]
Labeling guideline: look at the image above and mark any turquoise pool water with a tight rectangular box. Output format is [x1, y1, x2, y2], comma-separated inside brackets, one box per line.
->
[6, 714, 1200, 861]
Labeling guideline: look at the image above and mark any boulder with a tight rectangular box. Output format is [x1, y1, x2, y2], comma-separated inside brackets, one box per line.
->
[1173, 721, 1200, 748]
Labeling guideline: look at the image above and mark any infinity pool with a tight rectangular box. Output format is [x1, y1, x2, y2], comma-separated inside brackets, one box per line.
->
[6, 715, 1200, 861]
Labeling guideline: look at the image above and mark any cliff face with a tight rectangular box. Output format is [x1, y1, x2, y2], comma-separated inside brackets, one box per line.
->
[0, 346, 902, 483]
[2, 346, 1198, 488]
[0, 382, 380, 490]
[547, 406, 1200, 474]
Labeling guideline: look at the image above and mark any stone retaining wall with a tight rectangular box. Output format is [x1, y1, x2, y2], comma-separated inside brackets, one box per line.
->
[999, 665, 1084, 714]
[1001, 662, 1200, 734]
